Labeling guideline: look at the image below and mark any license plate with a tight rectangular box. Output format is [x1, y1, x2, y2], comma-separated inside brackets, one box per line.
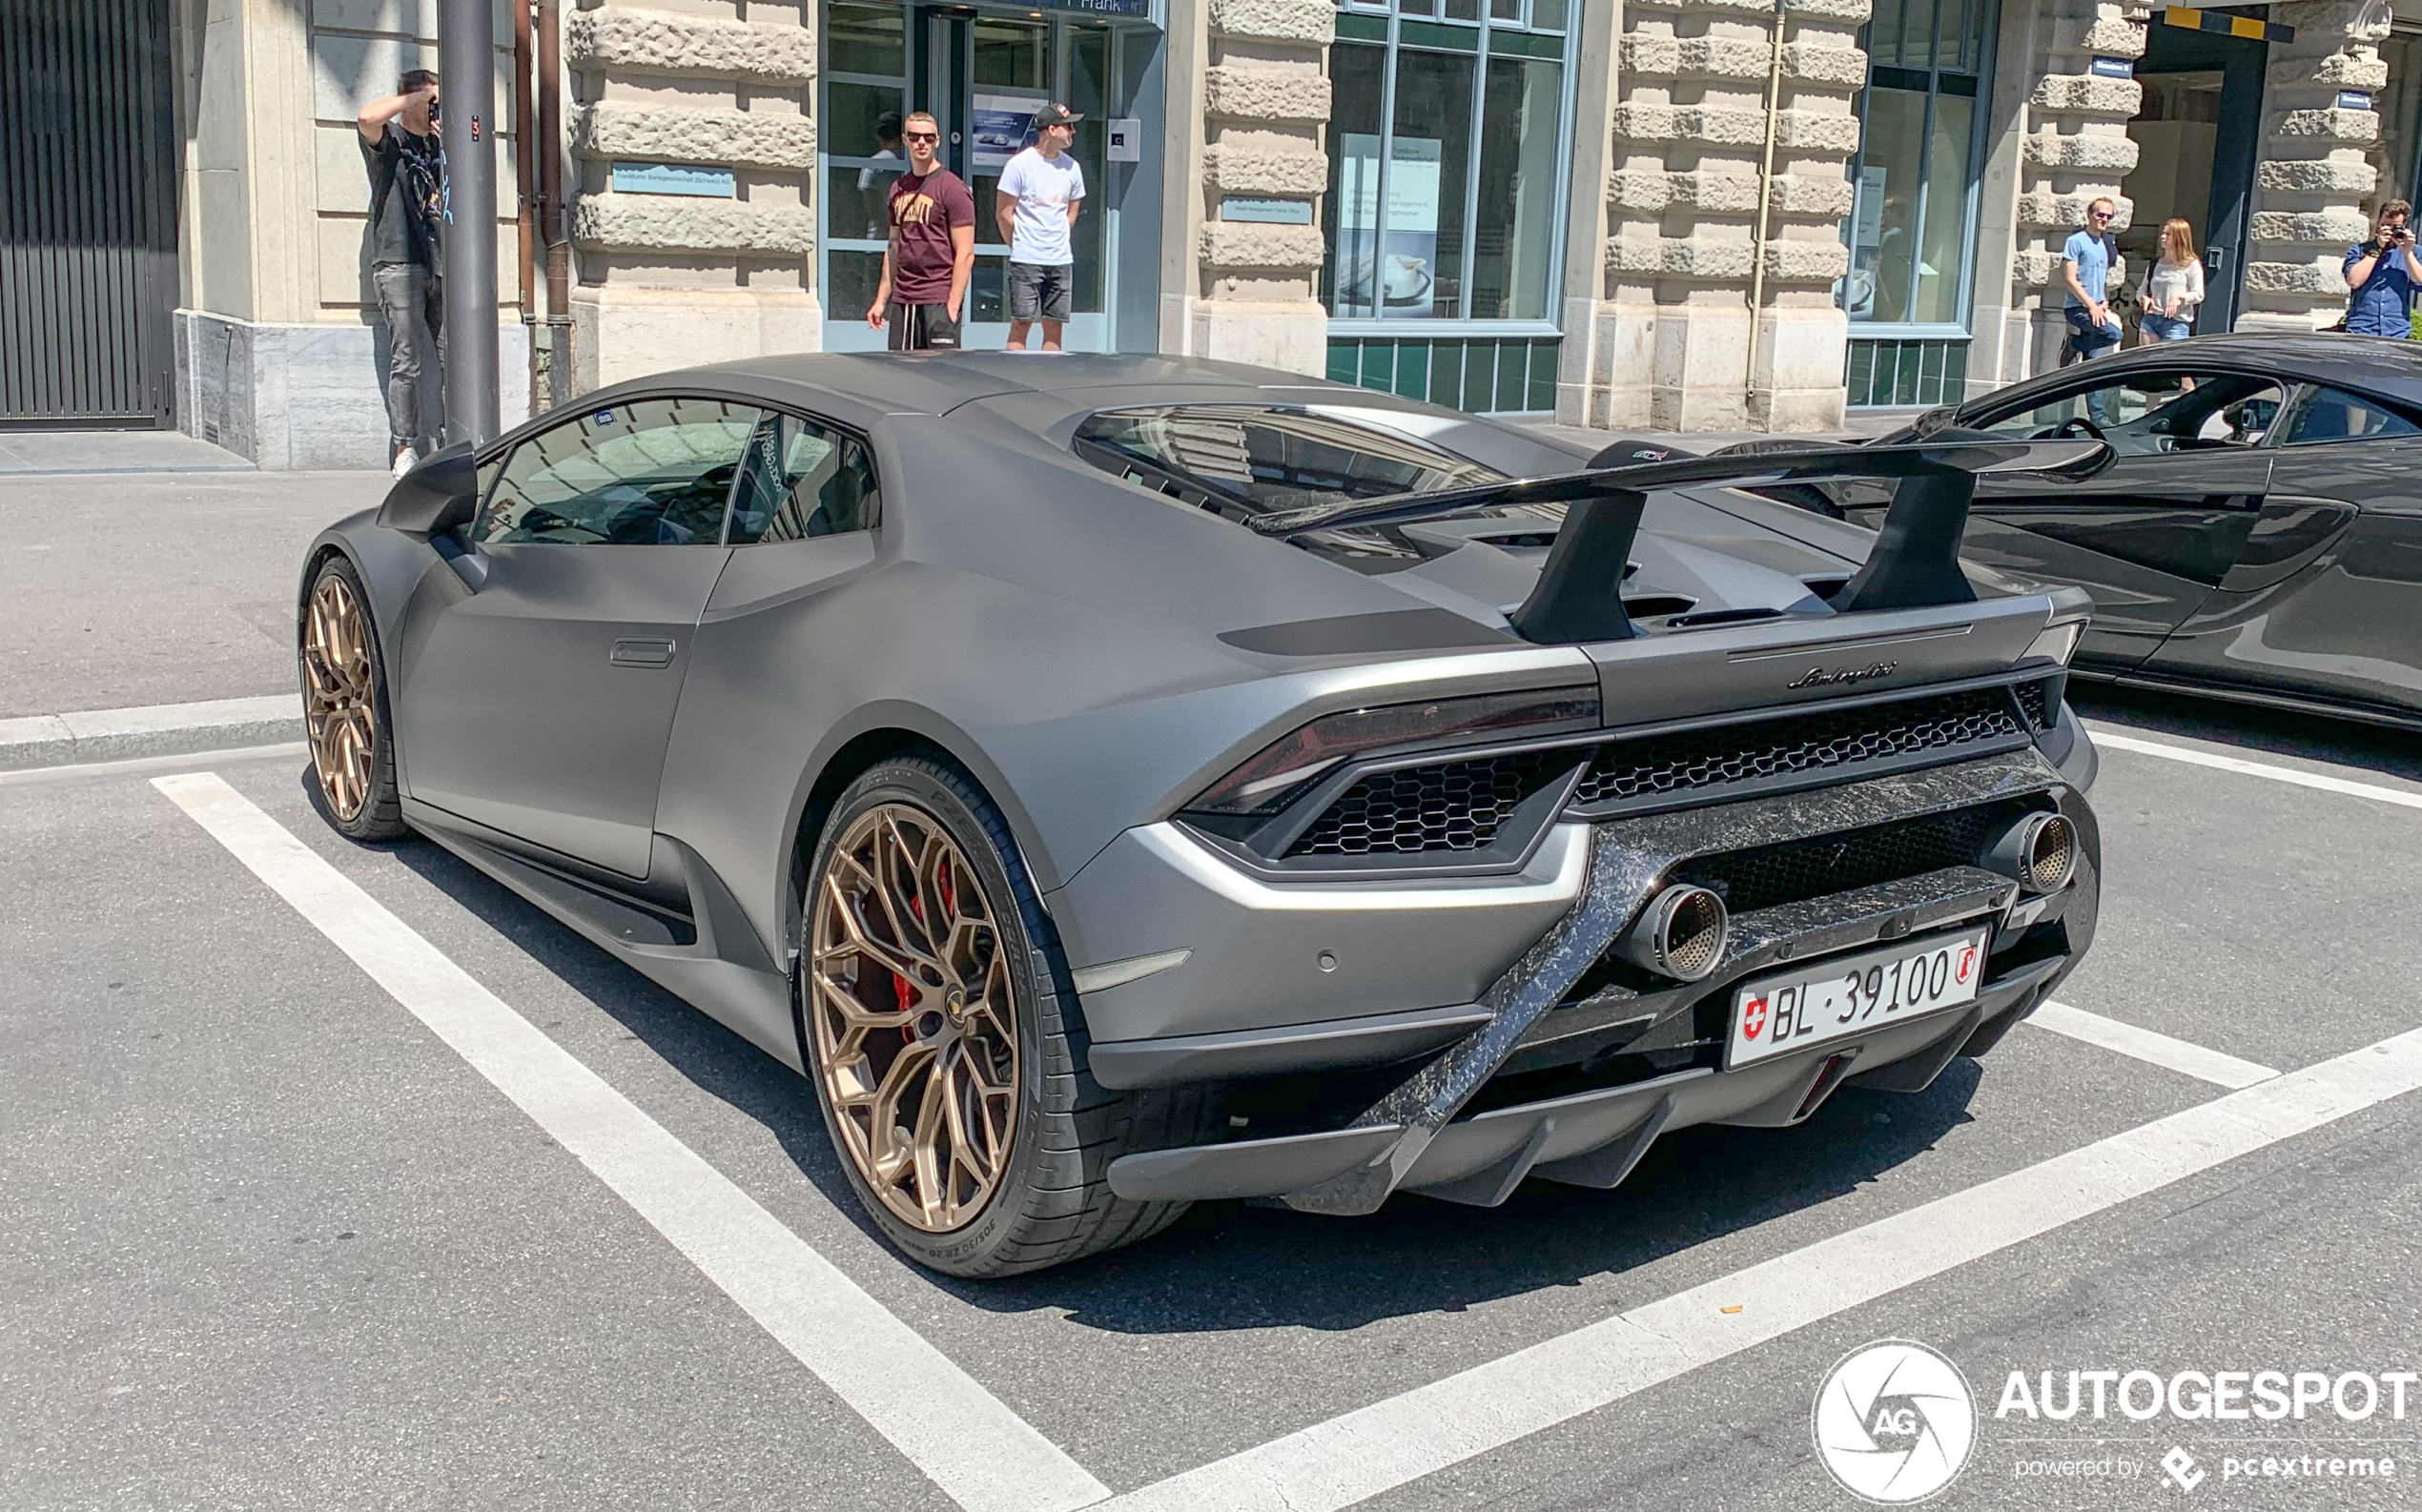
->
[1727, 927, 1990, 1069]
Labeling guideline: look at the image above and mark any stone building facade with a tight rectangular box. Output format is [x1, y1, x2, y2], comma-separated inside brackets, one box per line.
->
[120, 0, 2422, 465]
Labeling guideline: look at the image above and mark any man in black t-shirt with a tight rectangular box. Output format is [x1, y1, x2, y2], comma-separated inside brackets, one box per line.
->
[358, 69, 446, 477]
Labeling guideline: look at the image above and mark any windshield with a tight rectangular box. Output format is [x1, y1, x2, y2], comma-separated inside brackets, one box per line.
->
[1075, 404, 1506, 515]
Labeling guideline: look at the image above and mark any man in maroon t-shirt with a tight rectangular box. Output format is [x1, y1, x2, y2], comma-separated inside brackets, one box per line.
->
[866, 111, 975, 351]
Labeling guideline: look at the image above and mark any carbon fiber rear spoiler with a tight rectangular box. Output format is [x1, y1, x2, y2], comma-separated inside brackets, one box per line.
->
[1244, 437, 2110, 644]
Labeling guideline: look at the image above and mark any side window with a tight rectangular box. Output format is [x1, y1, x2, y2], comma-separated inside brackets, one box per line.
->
[474, 398, 764, 545]
[727, 412, 881, 544]
[2281, 385, 2422, 445]
[1976, 374, 2285, 456]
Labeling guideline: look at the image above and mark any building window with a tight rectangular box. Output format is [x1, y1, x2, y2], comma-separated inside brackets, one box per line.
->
[1322, 0, 1574, 413]
[1838, 0, 1996, 334]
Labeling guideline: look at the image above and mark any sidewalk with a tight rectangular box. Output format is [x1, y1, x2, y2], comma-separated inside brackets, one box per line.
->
[0, 430, 254, 476]
[0, 468, 390, 722]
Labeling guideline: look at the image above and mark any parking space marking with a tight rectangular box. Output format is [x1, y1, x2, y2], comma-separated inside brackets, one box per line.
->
[1097, 1022, 2422, 1512]
[0, 740, 307, 788]
[2023, 999, 2280, 1089]
[2088, 727, 2422, 812]
[152, 773, 1109, 1512]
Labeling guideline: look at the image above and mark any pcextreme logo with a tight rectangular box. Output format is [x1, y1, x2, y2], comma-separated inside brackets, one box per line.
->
[1813, 1339, 1978, 1503]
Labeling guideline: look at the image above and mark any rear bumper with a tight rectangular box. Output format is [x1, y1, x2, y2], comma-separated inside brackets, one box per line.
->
[1107, 952, 2061, 1205]
[1084, 746, 2099, 1214]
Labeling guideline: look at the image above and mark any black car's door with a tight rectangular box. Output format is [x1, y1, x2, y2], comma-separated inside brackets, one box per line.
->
[396, 397, 764, 877]
[2143, 383, 2422, 717]
[1925, 368, 2289, 672]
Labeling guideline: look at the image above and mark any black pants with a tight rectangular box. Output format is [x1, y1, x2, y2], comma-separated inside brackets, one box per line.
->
[886, 301, 961, 351]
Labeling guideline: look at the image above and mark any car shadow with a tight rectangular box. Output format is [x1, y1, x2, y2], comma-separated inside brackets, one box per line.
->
[2069, 683, 2422, 784]
[377, 808, 1984, 1337]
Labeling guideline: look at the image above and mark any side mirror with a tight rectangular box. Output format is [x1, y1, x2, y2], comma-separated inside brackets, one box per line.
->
[376, 440, 481, 540]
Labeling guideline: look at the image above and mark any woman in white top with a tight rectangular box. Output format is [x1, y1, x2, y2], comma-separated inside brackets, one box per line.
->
[2139, 217, 2206, 342]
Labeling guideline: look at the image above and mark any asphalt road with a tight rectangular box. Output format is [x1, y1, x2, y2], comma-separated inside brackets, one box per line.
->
[6, 686, 2421, 1511]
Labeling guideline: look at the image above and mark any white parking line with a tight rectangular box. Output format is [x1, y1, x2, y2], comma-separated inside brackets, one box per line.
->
[1098, 1023, 2422, 1512]
[2088, 727, 2422, 812]
[2023, 999, 2280, 1089]
[152, 772, 1109, 1512]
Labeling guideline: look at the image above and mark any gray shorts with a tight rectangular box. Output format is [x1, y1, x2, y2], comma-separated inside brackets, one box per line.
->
[1007, 261, 1073, 323]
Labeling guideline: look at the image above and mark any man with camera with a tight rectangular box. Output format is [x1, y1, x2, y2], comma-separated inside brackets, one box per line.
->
[2343, 199, 2422, 337]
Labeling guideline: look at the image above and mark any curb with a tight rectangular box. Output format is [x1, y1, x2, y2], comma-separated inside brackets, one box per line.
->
[0, 694, 304, 772]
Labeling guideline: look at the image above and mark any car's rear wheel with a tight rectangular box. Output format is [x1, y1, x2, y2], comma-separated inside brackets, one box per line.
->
[300, 555, 405, 841]
[802, 757, 1214, 1277]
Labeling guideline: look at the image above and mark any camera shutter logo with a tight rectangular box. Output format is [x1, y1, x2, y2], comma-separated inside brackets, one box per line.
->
[1812, 1339, 1977, 1502]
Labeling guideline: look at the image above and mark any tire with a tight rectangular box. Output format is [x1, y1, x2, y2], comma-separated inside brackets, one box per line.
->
[298, 554, 407, 842]
[798, 756, 1219, 1277]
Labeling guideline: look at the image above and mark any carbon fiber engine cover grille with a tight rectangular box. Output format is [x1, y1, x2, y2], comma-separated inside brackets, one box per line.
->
[1570, 685, 2026, 809]
[1287, 751, 1578, 857]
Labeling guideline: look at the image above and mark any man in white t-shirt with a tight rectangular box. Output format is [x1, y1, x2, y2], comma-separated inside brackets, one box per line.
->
[995, 103, 1086, 352]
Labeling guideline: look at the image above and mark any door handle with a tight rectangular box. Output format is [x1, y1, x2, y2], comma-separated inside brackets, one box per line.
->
[610, 637, 676, 668]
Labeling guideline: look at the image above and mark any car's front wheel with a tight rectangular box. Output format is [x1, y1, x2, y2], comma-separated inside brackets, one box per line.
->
[800, 757, 1214, 1277]
[299, 555, 405, 841]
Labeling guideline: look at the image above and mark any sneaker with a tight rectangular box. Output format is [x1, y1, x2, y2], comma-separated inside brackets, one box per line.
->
[392, 445, 416, 480]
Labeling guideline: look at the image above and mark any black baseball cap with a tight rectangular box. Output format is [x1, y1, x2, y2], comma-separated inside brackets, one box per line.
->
[1032, 102, 1083, 130]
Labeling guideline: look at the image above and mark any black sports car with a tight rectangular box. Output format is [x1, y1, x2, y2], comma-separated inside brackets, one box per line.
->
[1842, 335, 2422, 731]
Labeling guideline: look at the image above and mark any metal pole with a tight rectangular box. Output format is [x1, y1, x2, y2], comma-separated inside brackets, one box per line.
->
[1744, 0, 1787, 430]
[514, 0, 539, 412]
[441, 0, 501, 444]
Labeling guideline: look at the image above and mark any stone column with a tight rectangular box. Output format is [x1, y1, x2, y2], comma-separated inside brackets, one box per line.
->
[2001, 3, 2144, 378]
[2240, 0, 2388, 332]
[1184, 0, 1331, 373]
[565, 3, 821, 391]
[1586, 0, 1865, 434]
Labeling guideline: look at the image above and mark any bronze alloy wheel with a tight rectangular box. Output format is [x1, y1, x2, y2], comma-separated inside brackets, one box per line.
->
[810, 803, 1021, 1233]
[302, 571, 379, 823]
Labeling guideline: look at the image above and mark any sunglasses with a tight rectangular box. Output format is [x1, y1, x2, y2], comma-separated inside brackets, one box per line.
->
[2090, 211, 2114, 220]
[905, 131, 939, 142]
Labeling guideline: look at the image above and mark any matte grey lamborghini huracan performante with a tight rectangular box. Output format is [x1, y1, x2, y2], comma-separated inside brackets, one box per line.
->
[299, 354, 2105, 1277]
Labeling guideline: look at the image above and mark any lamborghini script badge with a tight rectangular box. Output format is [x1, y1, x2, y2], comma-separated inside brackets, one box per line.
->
[1788, 660, 1898, 690]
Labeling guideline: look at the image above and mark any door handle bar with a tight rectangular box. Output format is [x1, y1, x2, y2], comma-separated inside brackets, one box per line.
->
[610, 638, 677, 668]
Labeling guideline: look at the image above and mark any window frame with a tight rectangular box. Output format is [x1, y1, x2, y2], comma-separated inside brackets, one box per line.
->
[1966, 367, 2292, 454]
[1321, 3, 1579, 338]
[470, 396, 771, 549]
[725, 407, 887, 545]
[468, 393, 887, 549]
[1837, 0, 2001, 339]
[2272, 381, 2422, 447]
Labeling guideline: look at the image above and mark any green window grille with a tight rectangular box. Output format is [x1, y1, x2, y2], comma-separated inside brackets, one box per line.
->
[1846, 338, 1968, 409]
[1327, 336, 1560, 415]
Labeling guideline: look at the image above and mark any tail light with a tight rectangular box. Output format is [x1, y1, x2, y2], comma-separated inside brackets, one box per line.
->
[1186, 685, 1600, 816]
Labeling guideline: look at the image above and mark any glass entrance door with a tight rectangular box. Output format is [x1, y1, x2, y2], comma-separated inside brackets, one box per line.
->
[823, 2, 1127, 353]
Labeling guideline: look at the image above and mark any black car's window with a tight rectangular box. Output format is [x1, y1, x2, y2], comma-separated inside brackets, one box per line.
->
[474, 398, 764, 545]
[1075, 405, 1504, 516]
[2280, 385, 2422, 445]
[727, 413, 880, 544]
[1974, 372, 2286, 456]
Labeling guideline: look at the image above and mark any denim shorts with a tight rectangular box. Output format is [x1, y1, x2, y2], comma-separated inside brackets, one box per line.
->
[1007, 260, 1073, 323]
[2140, 313, 2193, 342]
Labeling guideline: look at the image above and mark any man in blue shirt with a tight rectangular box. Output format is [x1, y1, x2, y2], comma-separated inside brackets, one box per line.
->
[2344, 199, 2421, 337]
[2061, 198, 2124, 422]
[2062, 198, 2124, 361]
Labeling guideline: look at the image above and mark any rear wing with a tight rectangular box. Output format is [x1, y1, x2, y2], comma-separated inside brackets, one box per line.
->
[1244, 438, 2109, 645]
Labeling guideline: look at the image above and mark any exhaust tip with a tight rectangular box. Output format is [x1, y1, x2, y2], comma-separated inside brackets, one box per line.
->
[1620, 884, 1731, 983]
[1989, 811, 2078, 894]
